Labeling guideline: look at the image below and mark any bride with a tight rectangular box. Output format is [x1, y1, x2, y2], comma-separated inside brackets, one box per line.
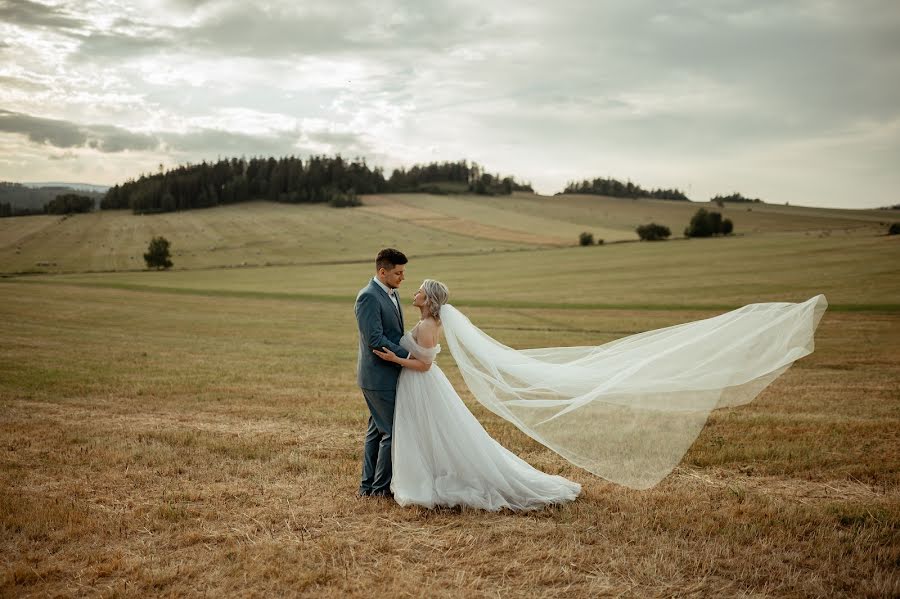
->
[374, 279, 582, 511]
[374, 279, 827, 509]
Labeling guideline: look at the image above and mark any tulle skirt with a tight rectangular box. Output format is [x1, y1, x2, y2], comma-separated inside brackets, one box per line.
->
[390, 364, 581, 511]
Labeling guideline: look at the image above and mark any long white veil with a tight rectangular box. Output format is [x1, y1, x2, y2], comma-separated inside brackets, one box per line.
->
[439, 295, 828, 489]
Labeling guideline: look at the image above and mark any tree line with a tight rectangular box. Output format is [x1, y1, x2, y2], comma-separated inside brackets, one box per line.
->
[712, 192, 761, 204]
[389, 161, 533, 195]
[44, 194, 95, 214]
[101, 156, 378, 213]
[0, 182, 103, 216]
[561, 177, 690, 202]
[0, 157, 769, 218]
[1, 193, 95, 217]
[99, 157, 533, 214]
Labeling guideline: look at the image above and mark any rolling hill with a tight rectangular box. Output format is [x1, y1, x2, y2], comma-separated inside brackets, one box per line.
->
[1, 193, 896, 275]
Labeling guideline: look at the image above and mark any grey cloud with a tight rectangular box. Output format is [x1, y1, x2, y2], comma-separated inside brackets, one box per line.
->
[87, 124, 159, 152]
[306, 130, 365, 148]
[0, 110, 373, 159]
[0, 75, 47, 92]
[190, 0, 487, 57]
[63, 0, 487, 62]
[161, 128, 299, 156]
[0, 109, 88, 147]
[392, 0, 900, 159]
[161, 127, 375, 159]
[163, 0, 213, 9]
[0, 0, 86, 29]
[522, 1, 900, 124]
[75, 31, 172, 59]
[0, 110, 159, 152]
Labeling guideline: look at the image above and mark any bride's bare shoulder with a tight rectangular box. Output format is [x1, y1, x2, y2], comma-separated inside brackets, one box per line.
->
[416, 317, 442, 348]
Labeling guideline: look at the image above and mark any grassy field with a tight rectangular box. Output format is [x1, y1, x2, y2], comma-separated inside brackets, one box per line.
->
[0, 200, 534, 274]
[16, 229, 900, 311]
[1, 193, 897, 274]
[1, 196, 899, 596]
[374, 193, 899, 242]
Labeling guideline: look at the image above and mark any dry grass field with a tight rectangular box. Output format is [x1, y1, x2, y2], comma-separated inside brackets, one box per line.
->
[1, 195, 899, 597]
[0, 200, 533, 275]
[18, 227, 900, 311]
[2, 193, 897, 275]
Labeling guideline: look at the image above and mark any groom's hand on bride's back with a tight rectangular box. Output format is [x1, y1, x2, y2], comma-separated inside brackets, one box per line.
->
[372, 347, 397, 362]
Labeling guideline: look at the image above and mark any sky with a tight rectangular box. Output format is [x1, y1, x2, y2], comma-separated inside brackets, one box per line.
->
[1, 0, 899, 208]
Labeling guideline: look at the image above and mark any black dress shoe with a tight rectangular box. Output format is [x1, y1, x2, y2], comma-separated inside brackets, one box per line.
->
[356, 490, 371, 498]
[370, 489, 394, 498]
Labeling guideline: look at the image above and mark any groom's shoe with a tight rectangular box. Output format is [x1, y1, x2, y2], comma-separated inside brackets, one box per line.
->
[370, 489, 393, 499]
[356, 490, 371, 499]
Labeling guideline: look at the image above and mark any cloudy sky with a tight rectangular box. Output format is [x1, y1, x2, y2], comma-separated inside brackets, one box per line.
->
[1, 0, 898, 208]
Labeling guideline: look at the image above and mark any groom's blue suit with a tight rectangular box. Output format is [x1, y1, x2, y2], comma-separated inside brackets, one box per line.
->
[355, 278, 409, 496]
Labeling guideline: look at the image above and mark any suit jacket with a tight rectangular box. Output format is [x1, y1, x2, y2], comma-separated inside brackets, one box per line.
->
[355, 279, 410, 390]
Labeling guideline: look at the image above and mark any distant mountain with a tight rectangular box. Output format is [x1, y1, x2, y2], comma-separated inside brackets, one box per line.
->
[21, 181, 110, 193]
[1, 181, 105, 213]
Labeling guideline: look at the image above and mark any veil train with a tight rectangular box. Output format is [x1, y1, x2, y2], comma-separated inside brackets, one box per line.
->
[439, 295, 828, 489]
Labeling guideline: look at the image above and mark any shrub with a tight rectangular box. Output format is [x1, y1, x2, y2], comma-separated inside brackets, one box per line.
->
[44, 193, 94, 214]
[889, 223, 900, 235]
[144, 236, 173, 270]
[579, 232, 594, 246]
[327, 188, 361, 207]
[636, 223, 671, 241]
[711, 192, 762, 204]
[685, 208, 734, 237]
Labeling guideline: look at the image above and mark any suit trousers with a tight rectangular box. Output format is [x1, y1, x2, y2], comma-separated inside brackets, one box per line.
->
[359, 388, 396, 495]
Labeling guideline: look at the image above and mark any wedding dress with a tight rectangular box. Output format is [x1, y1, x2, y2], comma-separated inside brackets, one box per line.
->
[391, 294, 827, 499]
[390, 322, 582, 510]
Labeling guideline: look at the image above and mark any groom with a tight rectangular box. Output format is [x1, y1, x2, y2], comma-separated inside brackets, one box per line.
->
[354, 248, 410, 497]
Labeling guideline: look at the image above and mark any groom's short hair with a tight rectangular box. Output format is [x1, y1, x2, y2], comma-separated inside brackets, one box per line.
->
[376, 248, 407, 271]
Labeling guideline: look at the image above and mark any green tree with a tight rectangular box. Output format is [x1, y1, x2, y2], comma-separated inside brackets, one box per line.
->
[45, 193, 94, 214]
[684, 208, 734, 237]
[144, 236, 173, 270]
[685, 208, 715, 237]
[578, 232, 594, 246]
[636, 223, 671, 241]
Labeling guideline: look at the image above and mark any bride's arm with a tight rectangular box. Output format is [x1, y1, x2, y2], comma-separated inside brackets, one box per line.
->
[372, 324, 438, 372]
[372, 348, 432, 372]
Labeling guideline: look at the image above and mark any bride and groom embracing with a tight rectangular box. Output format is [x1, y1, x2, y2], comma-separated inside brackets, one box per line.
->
[354, 248, 828, 510]
[354, 248, 579, 509]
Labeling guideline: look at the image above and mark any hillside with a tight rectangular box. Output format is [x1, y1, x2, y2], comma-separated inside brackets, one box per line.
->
[0, 192, 897, 275]
[21, 182, 110, 193]
[0, 182, 105, 212]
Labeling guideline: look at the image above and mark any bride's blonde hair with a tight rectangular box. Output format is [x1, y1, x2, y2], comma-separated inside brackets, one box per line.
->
[421, 279, 449, 319]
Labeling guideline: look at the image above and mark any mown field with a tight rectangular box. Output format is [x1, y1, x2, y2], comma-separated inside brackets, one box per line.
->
[1, 193, 897, 274]
[1, 195, 899, 597]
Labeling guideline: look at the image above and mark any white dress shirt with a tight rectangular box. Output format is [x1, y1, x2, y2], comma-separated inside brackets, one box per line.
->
[373, 277, 402, 319]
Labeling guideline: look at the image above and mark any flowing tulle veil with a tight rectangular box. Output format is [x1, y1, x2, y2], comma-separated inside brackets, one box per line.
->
[439, 295, 828, 489]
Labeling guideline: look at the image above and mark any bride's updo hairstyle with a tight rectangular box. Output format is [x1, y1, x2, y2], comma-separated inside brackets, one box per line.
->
[421, 279, 449, 319]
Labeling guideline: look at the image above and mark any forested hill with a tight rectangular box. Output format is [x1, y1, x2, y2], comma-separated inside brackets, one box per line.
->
[561, 178, 690, 201]
[0, 182, 104, 213]
[100, 157, 534, 214]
